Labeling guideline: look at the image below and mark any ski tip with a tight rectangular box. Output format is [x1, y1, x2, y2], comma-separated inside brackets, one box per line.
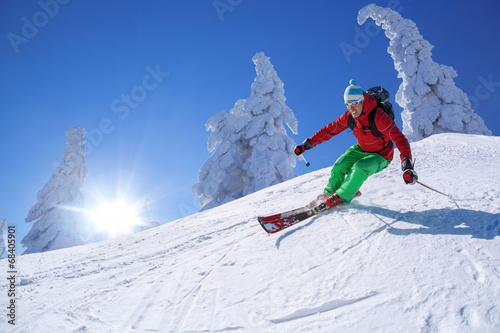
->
[257, 217, 271, 234]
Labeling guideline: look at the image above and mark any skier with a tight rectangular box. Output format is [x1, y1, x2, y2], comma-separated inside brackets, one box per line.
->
[294, 79, 418, 208]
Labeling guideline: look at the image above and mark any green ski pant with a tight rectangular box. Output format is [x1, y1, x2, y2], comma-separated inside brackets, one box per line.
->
[324, 144, 390, 202]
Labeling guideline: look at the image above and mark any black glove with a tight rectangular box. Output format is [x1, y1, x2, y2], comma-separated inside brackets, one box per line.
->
[403, 169, 418, 185]
[294, 138, 313, 156]
[401, 158, 418, 185]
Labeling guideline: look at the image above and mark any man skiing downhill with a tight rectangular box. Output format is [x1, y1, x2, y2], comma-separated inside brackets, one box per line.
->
[294, 79, 418, 208]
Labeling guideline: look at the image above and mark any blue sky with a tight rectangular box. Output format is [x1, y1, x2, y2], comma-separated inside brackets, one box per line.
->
[1, 0, 499, 247]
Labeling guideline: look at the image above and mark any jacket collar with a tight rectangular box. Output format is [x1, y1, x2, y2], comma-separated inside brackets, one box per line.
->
[362, 92, 377, 115]
[353, 92, 377, 125]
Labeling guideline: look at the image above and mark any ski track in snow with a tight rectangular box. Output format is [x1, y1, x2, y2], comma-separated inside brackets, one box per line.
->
[3, 133, 500, 332]
[270, 291, 379, 324]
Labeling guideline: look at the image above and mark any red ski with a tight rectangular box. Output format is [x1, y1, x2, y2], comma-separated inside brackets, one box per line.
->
[258, 203, 329, 234]
[257, 192, 361, 234]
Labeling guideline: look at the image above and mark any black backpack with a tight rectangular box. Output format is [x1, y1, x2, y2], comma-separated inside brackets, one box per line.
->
[347, 86, 395, 138]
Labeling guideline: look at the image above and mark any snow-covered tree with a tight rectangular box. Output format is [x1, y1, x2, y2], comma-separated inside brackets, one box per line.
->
[358, 4, 492, 140]
[22, 127, 90, 254]
[132, 200, 160, 232]
[193, 52, 299, 210]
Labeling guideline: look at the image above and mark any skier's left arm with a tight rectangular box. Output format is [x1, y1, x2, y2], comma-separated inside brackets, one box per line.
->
[377, 113, 418, 185]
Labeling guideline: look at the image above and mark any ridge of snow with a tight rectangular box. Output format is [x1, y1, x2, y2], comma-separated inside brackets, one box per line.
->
[5, 133, 500, 332]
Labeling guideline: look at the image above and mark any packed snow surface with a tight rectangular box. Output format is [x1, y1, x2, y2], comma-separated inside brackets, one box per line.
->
[4, 133, 500, 332]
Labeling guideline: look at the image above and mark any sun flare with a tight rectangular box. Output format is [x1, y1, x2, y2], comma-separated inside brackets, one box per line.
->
[89, 201, 141, 236]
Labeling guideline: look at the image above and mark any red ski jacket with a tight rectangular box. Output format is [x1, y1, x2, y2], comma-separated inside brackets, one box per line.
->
[309, 92, 412, 162]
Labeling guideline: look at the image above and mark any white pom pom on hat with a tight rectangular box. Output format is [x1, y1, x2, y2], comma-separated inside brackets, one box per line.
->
[344, 79, 364, 103]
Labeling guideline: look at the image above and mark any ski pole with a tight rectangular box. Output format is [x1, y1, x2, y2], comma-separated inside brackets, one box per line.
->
[416, 180, 460, 209]
[302, 154, 310, 167]
[294, 141, 311, 166]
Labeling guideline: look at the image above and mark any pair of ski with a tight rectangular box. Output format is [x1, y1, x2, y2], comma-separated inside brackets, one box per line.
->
[258, 192, 361, 234]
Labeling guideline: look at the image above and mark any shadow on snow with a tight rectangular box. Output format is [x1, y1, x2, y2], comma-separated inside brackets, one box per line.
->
[274, 204, 499, 247]
[354, 203, 500, 240]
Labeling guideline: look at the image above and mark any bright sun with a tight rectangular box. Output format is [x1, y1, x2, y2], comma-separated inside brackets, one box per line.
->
[89, 201, 142, 236]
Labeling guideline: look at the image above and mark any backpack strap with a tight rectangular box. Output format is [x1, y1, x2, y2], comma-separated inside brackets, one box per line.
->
[368, 108, 383, 137]
[370, 138, 393, 154]
[348, 106, 393, 138]
[347, 114, 355, 130]
[370, 107, 394, 153]
[348, 109, 381, 134]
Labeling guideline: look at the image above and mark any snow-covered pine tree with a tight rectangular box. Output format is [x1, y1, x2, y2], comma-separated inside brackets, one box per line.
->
[132, 200, 160, 232]
[192, 109, 242, 210]
[192, 52, 299, 210]
[22, 127, 90, 254]
[358, 4, 492, 140]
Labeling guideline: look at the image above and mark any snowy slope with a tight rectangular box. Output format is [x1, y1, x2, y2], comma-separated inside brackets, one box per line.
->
[4, 133, 500, 333]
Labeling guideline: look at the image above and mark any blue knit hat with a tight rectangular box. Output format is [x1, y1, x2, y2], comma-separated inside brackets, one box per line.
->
[344, 79, 364, 103]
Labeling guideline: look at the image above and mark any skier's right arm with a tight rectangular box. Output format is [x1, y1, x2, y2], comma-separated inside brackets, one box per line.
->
[311, 112, 350, 145]
[294, 111, 349, 155]
[294, 112, 349, 156]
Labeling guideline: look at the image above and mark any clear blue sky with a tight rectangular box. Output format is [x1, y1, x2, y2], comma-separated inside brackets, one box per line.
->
[1, 0, 499, 247]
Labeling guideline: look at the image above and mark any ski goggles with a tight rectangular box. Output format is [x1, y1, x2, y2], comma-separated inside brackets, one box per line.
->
[345, 97, 363, 107]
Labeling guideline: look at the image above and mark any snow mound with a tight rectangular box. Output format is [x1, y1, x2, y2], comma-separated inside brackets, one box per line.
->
[6, 133, 500, 332]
